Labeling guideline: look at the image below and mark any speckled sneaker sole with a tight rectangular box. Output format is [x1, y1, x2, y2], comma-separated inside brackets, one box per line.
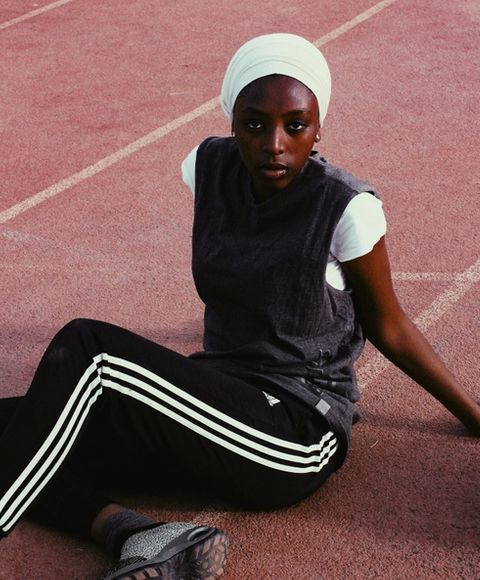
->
[101, 526, 228, 580]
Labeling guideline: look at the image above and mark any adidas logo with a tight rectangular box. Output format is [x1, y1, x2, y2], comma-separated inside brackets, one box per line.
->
[263, 392, 281, 407]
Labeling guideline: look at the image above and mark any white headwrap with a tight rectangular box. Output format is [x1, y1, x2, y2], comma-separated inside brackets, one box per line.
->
[220, 33, 331, 126]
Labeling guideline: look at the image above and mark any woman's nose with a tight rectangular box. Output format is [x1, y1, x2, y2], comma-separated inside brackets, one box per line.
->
[262, 127, 285, 155]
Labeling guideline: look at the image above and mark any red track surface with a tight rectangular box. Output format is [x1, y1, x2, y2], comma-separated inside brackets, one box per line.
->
[0, 1, 479, 578]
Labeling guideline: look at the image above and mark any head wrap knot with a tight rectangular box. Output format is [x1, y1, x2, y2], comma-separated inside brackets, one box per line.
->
[220, 33, 331, 126]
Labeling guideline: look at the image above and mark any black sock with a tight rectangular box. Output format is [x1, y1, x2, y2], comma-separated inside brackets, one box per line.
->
[99, 509, 158, 555]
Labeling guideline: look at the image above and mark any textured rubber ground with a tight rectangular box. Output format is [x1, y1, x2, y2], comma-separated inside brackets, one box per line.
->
[102, 527, 228, 580]
[1, 1, 479, 579]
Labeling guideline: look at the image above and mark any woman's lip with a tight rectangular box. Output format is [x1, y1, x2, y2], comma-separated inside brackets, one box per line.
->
[258, 165, 288, 179]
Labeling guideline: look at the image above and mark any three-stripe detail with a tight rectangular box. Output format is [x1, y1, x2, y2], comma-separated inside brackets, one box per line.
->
[0, 353, 338, 533]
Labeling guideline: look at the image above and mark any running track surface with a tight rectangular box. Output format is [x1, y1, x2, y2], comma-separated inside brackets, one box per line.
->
[0, 1, 479, 578]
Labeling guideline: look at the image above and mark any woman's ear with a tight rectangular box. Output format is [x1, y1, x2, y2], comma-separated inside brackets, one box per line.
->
[231, 123, 235, 137]
[315, 128, 321, 142]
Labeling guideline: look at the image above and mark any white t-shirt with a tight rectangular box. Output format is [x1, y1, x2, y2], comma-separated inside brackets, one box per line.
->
[182, 146, 386, 290]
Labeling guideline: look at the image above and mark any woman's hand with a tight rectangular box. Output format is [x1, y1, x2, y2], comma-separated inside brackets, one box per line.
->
[342, 237, 480, 436]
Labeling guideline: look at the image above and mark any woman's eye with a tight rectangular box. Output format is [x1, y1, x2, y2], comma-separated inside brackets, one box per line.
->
[246, 121, 263, 130]
[288, 121, 307, 131]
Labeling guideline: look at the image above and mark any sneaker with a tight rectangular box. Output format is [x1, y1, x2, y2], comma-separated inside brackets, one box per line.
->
[99, 522, 228, 579]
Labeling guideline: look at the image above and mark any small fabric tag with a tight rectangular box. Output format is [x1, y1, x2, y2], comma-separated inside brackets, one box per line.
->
[315, 398, 331, 416]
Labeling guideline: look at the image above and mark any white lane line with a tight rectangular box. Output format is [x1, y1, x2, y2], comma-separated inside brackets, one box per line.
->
[0, 0, 399, 225]
[0, 97, 219, 225]
[392, 272, 454, 282]
[357, 256, 480, 388]
[0, 0, 74, 31]
[315, 0, 399, 47]
[191, 506, 228, 527]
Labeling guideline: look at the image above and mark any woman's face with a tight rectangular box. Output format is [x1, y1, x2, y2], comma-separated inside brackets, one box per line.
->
[232, 74, 320, 201]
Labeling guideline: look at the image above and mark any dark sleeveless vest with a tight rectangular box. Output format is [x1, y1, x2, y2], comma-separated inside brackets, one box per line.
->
[190, 136, 379, 444]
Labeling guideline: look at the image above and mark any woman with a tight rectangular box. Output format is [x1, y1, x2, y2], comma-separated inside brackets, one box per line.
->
[0, 34, 478, 580]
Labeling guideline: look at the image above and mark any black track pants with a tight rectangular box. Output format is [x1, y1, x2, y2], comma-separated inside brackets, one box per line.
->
[0, 319, 342, 538]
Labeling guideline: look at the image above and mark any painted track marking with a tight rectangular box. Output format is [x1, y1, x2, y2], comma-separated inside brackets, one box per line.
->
[357, 257, 480, 387]
[314, 0, 398, 47]
[393, 272, 454, 282]
[0, 0, 399, 225]
[0, 0, 75, 31]
[0, 97, 219, 225]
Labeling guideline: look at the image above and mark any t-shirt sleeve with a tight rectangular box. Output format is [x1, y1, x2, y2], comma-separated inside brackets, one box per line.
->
[181, 145, 199, 195]
[330, 192, 387, 262]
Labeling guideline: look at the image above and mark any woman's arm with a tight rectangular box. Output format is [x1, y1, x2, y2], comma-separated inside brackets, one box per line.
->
[342, 237, 480, 435]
